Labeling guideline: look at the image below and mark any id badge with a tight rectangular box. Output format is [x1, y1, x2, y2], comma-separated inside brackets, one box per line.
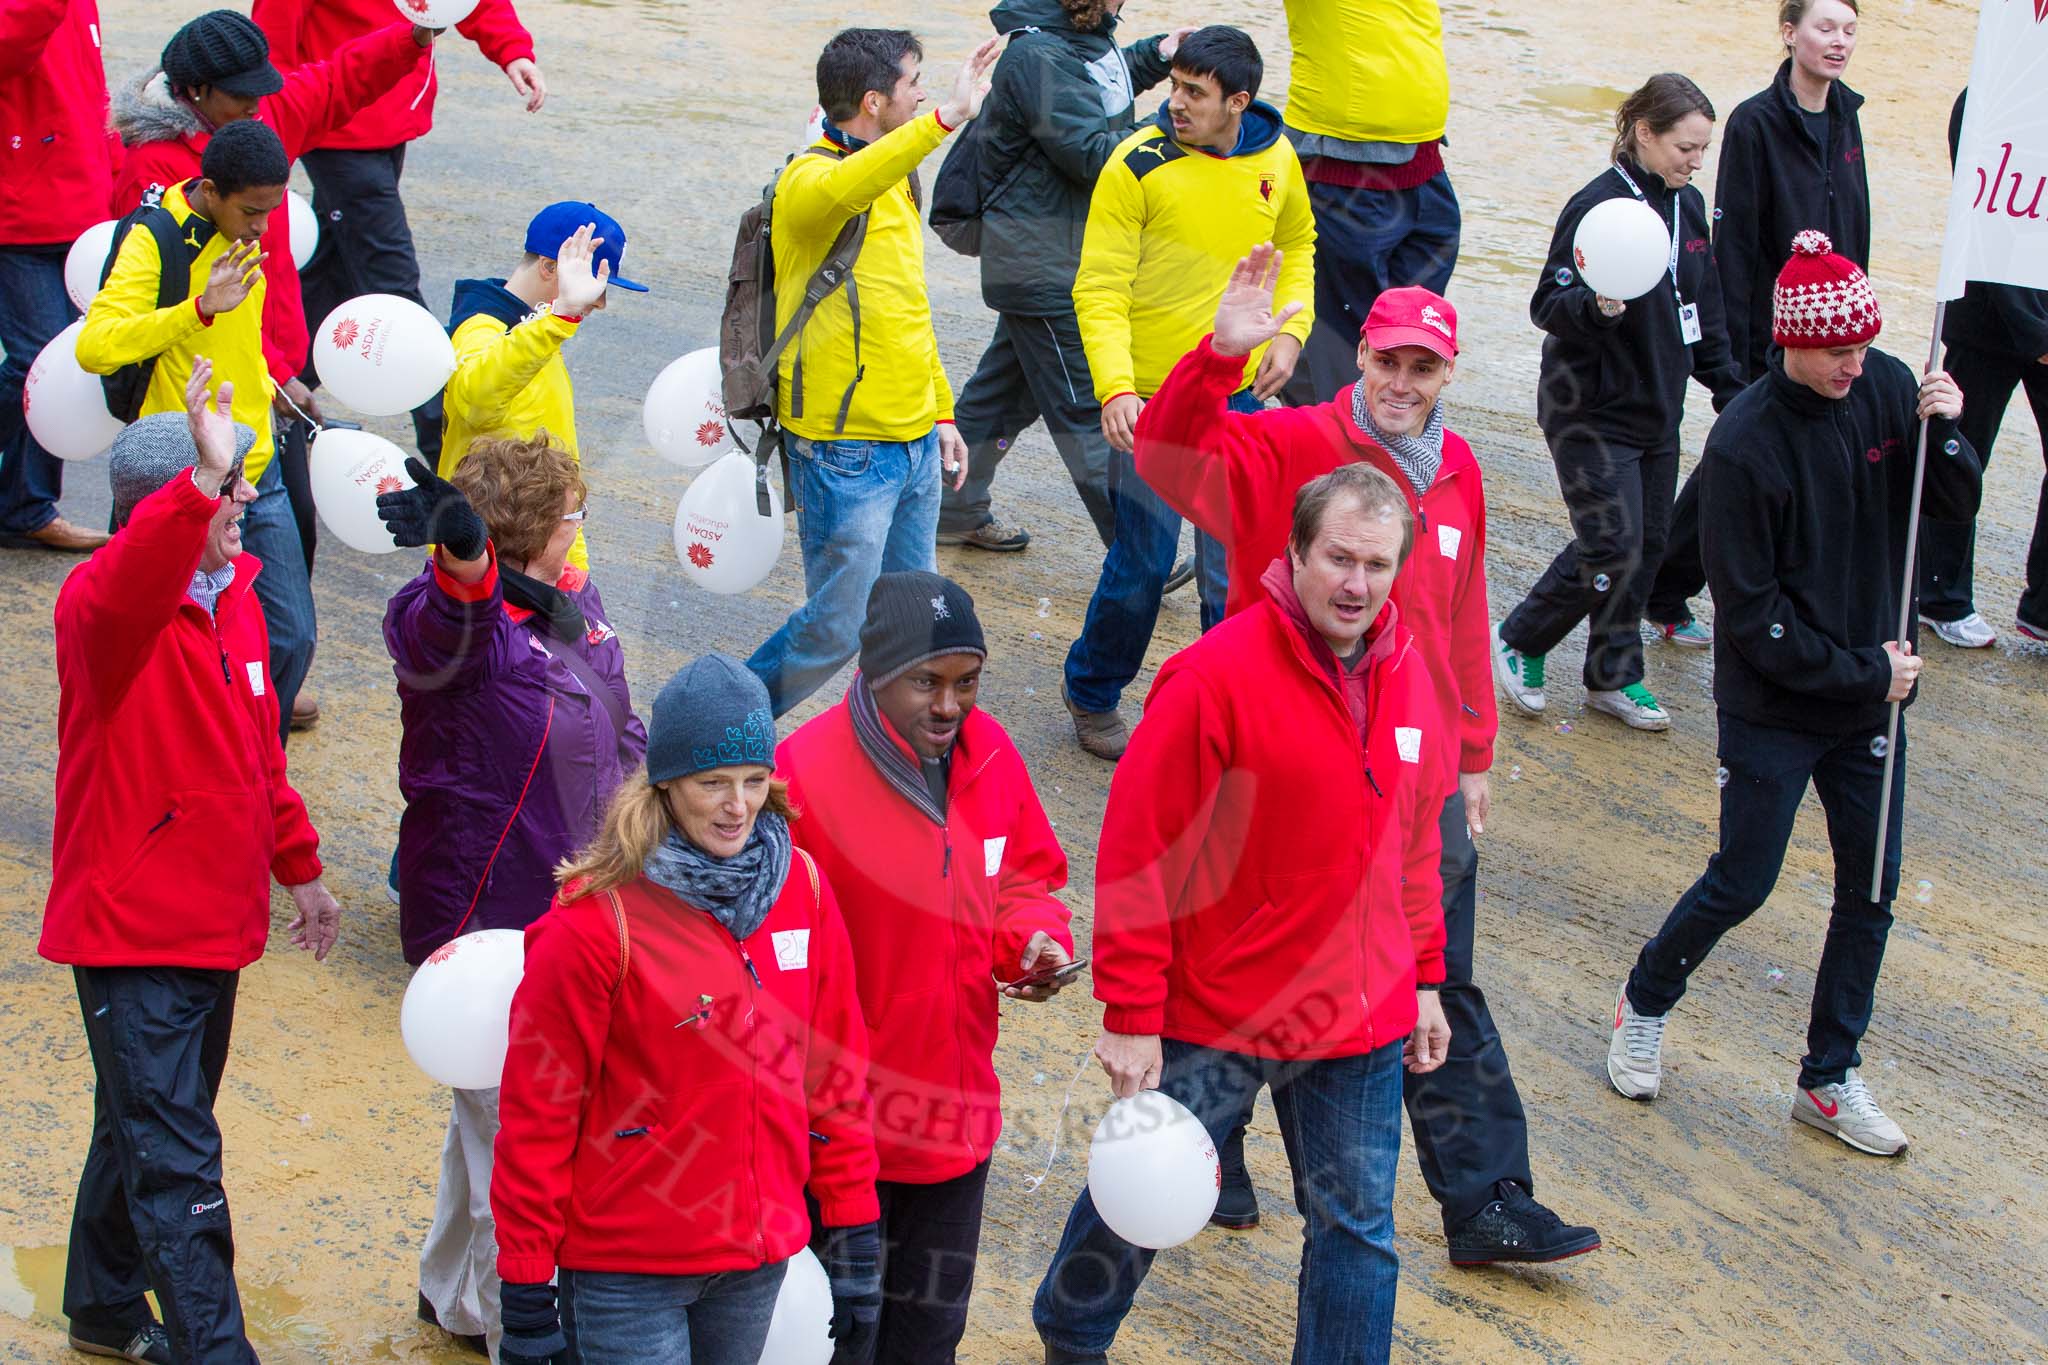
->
[1678, 302, 1702, 346]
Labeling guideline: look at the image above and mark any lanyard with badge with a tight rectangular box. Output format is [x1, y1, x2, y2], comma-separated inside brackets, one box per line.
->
[1611, 163, 1702, 347]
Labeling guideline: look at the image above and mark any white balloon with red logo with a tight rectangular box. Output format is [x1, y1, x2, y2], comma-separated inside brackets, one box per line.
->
[643, 347, 736, 469]
[287, 188, 319, 270]
[755, 1245, 832, 1365]
[389, 0, 479, 28]
[675, 451, 783, 594]
[23, 320, 124, 461]
[1086, 1090, 1219, 1250]
[309, 426, 416, 554]
[312, 293, 456, 416]
[1570, 197, 1671, 302]
[64, 219, 118, 312]
[802, 104, 826, 146]
[399, 928, 526, 1090]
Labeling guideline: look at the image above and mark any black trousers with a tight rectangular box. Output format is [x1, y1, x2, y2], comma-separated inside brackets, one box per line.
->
[942, 311, 1116, 548]
[298, 144, 443, 462]
[1645, 462, 1706, 627]
[1502, 431, 1679, 690]
[275, 414, 318, 572]
[1920, 339, 2048, 625]
[822, 1159, 991, 1365]
[64, 966, 254, 1363]
[1628, 710, 1905, 1089]
[1228, 790, 1535, 1230]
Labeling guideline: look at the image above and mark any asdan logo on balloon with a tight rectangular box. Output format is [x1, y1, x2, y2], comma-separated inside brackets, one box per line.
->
[687, 542, 715, 570]
[332, 317, 359, 350]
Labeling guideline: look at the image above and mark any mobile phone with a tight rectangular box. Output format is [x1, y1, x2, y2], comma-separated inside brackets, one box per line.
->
[1004, 957, 1089, 991]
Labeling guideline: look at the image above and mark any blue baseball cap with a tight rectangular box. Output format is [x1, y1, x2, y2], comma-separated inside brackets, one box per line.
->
[523, 201, 649, 293]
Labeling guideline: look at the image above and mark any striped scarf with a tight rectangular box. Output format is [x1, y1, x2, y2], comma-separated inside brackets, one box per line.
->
[1352, 383, 1445, 498]
[849, 675, 946, 827]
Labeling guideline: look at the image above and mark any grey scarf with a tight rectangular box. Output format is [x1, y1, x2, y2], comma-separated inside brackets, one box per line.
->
[1352, 383, 1446, 498]
[642, 812, 792, 943]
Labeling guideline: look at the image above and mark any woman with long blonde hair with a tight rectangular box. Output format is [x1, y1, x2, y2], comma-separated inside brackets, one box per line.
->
[489, 654, 883, 1365]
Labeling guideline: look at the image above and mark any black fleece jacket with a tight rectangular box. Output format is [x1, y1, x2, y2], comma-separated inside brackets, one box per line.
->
[1942, 89, 2048, 362]
[1700, 350, 1981, 734]
[974, 0, 1172, 316]
[1712, 61, 1872, 382]
[1531, 156, 1744, 446]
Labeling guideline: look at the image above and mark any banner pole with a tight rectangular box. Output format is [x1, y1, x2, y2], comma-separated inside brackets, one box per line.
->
[1869, 299, 1949, 905]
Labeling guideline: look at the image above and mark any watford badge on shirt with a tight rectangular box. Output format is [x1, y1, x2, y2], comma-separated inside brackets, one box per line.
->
[1258, 173, 1276, 203]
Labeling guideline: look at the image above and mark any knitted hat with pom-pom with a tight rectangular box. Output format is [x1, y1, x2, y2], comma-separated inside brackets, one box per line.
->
[1773, 229, 1882, 349]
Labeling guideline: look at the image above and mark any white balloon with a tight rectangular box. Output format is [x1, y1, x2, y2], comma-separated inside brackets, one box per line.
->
[1570, 197, 1672, 302]
[675, 452, 784, 595]
[1086, 1091, 1219, 1250]
[756, 1247, 832, 1365]
[390, 0, 479, 27]
[399, 928, 526, 1090]
[64, 220, 117, 312]
[287, 189, 319, 270]
[312, 293, 456, 416]
[23, 320, 124, 462]
[309, 426, 417, 555]
[803, 105, 826, 146]
[643, 347, 735, 469]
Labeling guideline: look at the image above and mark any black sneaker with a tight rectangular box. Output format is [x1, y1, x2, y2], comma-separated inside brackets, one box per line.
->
[1210, 1124, 1260, 1229]
[66, 1319, 174, 1363]
[417, 1291, 489, 1356]
[1446, 1181, 1601, 1266]
[936, 515, 1031, 551]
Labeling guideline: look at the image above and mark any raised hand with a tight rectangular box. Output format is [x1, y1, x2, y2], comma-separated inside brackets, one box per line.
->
[1213, 243, 1304, 358]
[376, 456, 488, 562]
[552, 223, 610, 317]
[183, 358, 238, 494]
[938, 35, 1002, 127]
[198, 239, 266, 319]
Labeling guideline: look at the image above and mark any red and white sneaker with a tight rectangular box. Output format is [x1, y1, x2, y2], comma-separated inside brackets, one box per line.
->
[1605, 983, 1666, 1100]
[1793, 1069, 1909, 1155]
[2016, 616, 2048, 645]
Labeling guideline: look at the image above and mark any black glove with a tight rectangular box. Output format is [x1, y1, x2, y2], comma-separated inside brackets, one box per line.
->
[497, 1280, 567, 1365]
[818, 1222, 882, 1361]
[375, 455, 487, 560]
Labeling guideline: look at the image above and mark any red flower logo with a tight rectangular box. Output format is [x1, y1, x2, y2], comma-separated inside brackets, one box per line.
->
[426, 940, 459, 964]
[376, 475, 404, 494]
[687, 542, 715, 569]
[695, 419, 725, 448]
[331, 317, 359, 350]
[403, 0, 431, 13]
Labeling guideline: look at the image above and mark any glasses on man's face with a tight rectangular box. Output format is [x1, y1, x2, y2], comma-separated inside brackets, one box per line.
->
[218, 462, 245, 494]
[561, 505, 587, 524]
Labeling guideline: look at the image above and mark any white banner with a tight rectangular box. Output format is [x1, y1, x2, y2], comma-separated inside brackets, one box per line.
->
[1937, 0, 2048, 299]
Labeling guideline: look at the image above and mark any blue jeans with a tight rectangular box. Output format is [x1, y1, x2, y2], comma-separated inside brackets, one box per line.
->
[1061, 394, 1243, 714]
[1627, 710, 1907, 1090]
[0, 244, 77, 535]
[240, 460, 316, 746]
[747, 429, 939, 716]
[1033, 1038, 1404, 1362]
[1289, 171, 1462, 404]
[560, 1260, 785, 1363]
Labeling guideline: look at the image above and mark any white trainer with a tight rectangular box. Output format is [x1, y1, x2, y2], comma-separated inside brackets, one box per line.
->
[1606, 983, 1666, 1100]
[1492, 623, 1547, 716]
[1793, 1069, 1909, 1155]
[1586, 683, 1671, 732]
[1920, 612, 1997, 649]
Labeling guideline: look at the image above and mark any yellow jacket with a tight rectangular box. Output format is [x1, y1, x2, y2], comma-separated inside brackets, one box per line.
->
[77, 181, 277, 481]
[1282, 0, 1448, 145]
[1074, 104, 1315, 402]
[438, 278, 587, 569]
[774, 113, 955, 443]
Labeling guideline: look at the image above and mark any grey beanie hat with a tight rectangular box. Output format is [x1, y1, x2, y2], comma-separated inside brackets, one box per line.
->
[108, 410, 257, 527]
[646, 653, 777, 785]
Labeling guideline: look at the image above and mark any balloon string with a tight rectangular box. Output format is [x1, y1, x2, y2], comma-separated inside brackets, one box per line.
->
[277, 387, 324, 435]
[1022, 1044, 1097, 1194]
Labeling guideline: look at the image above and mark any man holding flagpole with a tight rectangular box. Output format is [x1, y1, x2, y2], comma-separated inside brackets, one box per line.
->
[1604, 231, 1979, 1156]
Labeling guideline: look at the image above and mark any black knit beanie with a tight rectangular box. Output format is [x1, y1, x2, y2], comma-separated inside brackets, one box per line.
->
[162, 11, 283, 97]
[858, 572, 986, 687]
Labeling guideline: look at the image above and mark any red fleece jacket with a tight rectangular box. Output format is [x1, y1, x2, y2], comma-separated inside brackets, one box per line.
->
[40, 472, 322, 970]
[1135, 334, 1498, 774]
[0, 0, 117, 245]
[781, 693, 1073, 1184]
[493, 862, 880, 1284]
[1091, 563, 1450, 1059]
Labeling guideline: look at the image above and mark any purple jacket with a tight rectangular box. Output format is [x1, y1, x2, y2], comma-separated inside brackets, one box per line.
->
[384, 553, 647, 964]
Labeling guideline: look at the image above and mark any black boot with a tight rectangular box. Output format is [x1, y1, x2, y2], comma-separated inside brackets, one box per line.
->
[1045, 1345, 1109, 1364]
[1446, 1181, 1601, 1266]
[1210, 1124, 1260, 1229]
[417, 1291, 489, 1356]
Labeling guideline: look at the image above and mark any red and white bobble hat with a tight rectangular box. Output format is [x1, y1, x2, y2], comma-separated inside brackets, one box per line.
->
[1772, 229, 1882, 348]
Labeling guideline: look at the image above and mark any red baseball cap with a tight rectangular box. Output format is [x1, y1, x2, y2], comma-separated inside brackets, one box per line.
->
[1362, 286, 1459, 360]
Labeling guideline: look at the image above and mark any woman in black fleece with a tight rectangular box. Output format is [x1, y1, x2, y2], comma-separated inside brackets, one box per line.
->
[1647, 0, 1869, 641]
[1491, 74, 1743, 733]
